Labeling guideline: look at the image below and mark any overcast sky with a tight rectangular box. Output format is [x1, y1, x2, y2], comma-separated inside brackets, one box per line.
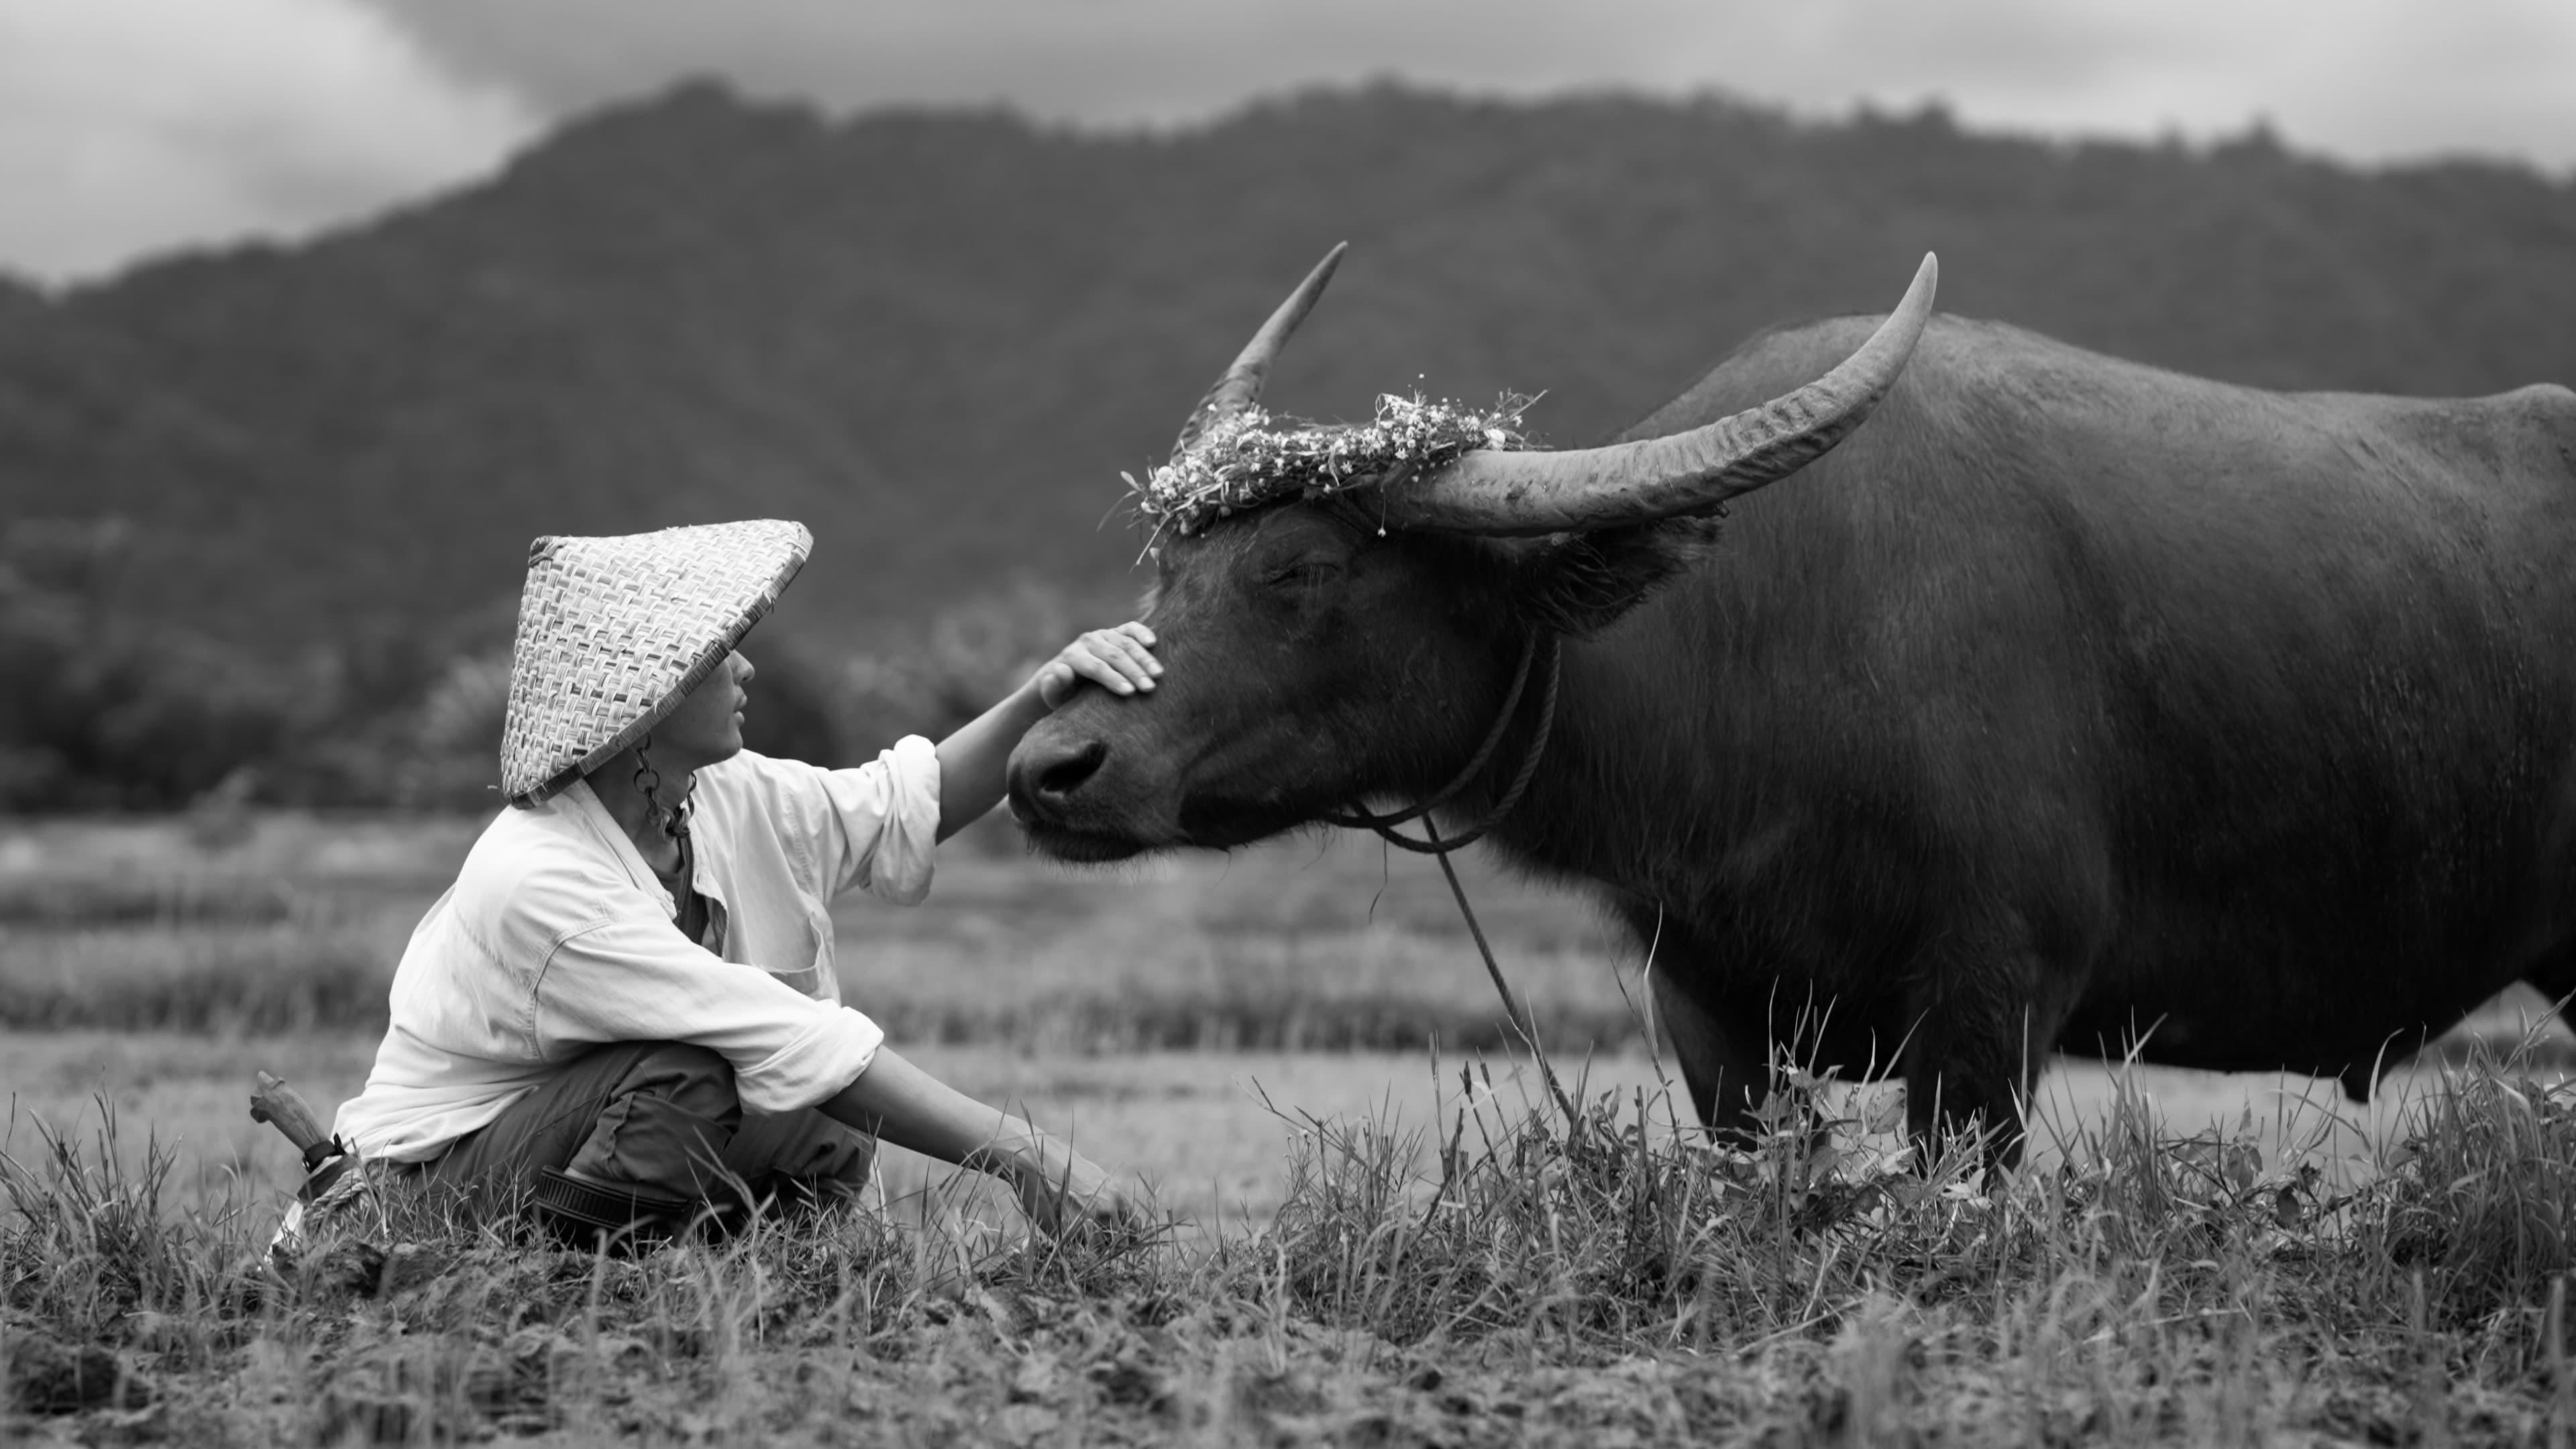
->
[4, 0, 2573, 284]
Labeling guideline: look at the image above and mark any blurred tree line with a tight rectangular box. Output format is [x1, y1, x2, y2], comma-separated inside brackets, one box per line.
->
[0, 519, 286, 808]
[0, 517, 1089, 816]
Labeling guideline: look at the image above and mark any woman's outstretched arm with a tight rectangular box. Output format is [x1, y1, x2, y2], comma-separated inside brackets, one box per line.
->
[818, 1045, 1138, 1234]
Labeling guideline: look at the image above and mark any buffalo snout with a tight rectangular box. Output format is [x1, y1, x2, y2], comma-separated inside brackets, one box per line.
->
[1008, 686, 1197, 860]
[1012, 734, 1108, 819]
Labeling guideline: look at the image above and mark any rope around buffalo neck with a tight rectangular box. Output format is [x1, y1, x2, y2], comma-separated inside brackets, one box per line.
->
[1317, 631, 1562, 853]
[1322, 631, 1580, 1128]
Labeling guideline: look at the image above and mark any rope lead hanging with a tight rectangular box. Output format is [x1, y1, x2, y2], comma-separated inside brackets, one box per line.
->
[1328, 631, 1581, 1130]
[1423, 813, 1582, 1130]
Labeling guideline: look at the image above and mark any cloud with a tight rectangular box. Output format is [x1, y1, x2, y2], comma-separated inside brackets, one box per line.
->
[1757, 0, 2576, 167]
[8, 0, 2570, 280]
[374, 0, 2576, 171]
[0, 0, 539, 284]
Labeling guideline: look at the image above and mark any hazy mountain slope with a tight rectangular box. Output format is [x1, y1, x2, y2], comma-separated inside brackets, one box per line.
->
[3, 83, 2571, 655]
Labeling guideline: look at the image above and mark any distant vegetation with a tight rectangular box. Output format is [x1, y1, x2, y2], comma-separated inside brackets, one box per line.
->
[0, 828, 1642, 1049]
[1, 82, 2571, 808]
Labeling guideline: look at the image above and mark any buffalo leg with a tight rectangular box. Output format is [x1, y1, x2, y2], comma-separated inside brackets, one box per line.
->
[1623, 902, 1816, 1140]
[1898, 936, 2070, 1169]
[1649, 966, 1892, 1141]
[1648, 969, 1772, 1139]
[1899, 1014, 2040, 1168]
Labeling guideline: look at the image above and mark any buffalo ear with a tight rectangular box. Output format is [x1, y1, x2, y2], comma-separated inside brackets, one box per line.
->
[1505, 517, 1721, 637]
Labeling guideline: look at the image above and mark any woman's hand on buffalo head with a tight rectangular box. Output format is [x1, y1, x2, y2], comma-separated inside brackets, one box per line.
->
[1032, 623, 1162, 710]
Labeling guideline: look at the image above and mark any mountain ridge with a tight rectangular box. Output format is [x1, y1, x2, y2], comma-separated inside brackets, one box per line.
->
[4, 79, 2573, 659]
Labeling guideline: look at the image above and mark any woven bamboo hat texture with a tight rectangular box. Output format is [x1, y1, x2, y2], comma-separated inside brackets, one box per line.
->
[498, 519, 812, 807]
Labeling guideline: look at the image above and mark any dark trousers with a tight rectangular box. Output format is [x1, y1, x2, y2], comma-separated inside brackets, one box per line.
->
[423, 1040, 873, 1214]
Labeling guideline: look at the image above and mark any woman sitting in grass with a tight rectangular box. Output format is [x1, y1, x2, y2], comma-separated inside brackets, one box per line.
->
[332, 519, 1159, 1242]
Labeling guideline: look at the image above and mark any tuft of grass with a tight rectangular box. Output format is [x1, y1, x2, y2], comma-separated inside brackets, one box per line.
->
[0, 1097, 259, 1415]
[14, 1054, 2576, 1442]
[1238, 1044, 2576, 1443]
[2366, 1044, 2576, 1342]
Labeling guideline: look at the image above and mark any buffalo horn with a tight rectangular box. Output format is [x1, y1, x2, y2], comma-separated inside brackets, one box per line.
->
[1170, 242, 1349, 457]
[1381, 253, 1939, 536]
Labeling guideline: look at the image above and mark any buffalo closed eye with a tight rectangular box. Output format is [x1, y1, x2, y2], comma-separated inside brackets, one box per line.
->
[1265, 561, 1343, 589]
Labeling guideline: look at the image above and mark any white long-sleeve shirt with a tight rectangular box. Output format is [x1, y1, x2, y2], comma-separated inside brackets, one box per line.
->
[333, 740, 942, 1163]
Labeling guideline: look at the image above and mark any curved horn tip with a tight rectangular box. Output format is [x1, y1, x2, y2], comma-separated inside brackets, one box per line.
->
[1169, 242, 1354, 456]
[1904, 252, 1938, 312]
[1301, 241, 1350, 292]
[1381, 248, 1946, 536]
[1852, 250, 1938, 362]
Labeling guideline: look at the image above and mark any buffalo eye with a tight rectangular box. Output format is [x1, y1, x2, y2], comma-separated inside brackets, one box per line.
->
[1262, 559, 1344, 591]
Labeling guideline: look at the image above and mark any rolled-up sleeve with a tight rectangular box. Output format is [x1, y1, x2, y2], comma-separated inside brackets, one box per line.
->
[534, 916, 885, 1112]
[815, 734, 942, 904]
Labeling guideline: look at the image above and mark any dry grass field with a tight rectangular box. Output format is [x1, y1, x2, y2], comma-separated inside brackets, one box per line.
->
[9, 812, 2576, 1444]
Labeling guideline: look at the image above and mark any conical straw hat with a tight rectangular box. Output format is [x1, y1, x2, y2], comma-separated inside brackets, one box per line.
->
[498, 519, 812, 806]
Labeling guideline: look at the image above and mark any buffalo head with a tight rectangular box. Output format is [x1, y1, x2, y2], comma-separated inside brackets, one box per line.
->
[1008, 247, 1937, 861]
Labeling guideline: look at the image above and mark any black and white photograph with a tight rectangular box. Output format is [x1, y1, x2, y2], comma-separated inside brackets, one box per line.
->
[5, 1, 2576, 1442]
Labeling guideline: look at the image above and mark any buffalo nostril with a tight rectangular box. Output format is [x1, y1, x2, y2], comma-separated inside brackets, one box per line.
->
[1036, 740, 1109, 798]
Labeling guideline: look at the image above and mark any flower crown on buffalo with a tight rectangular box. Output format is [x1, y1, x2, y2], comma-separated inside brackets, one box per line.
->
[1128, 244, 1943, 541]
[1130, 392, 1538, 537]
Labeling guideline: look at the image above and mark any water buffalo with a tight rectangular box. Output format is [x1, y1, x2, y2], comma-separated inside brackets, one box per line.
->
[1006, 245, 2576, 1159]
